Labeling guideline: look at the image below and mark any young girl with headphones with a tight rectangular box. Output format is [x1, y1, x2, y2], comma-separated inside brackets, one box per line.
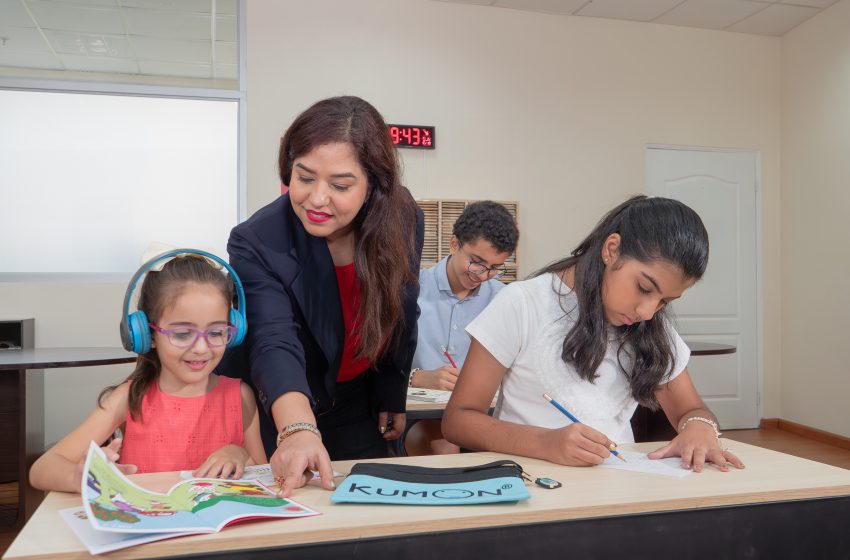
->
[29, 249, 266, 493]
[443, 196, 746, 473]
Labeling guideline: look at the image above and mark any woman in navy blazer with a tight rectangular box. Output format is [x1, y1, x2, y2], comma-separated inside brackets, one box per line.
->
[218, 96, 423, 496]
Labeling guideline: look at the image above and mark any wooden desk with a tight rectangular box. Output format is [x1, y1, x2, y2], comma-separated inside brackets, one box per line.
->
[406, 396, 453, 421]
[685, 341, 737, 356]
[5, 441, 849, 560]
[0, 348, 135, 527]
[405, 391, 496, 421]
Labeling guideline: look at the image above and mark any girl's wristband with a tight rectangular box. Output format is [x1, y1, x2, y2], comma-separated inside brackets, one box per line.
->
[679, 416, 722, 438]
[409, 368, 421, 387]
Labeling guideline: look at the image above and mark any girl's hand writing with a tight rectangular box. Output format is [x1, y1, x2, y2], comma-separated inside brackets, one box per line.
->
[648, 421, 745, 472]
[194, 444, 251, 479]
[544, 423, 616, 466]
[271, 431, 335, 498]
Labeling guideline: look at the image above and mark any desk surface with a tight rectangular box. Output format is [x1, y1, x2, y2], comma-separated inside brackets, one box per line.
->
[6, 441, 850, 560]
[0, 348, 136, 370]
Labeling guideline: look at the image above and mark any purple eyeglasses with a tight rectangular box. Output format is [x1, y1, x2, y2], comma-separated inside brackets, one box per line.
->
[148, 323, 235, 348]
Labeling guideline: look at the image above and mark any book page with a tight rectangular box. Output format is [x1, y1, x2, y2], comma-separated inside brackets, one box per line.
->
[82, 442, 319, 534]
[598, 451, 693, 478]
[60, 507, 197, 555]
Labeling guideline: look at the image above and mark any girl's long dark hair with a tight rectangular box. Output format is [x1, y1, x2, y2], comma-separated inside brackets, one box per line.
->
[279, 96, 418, 363]
[536, 195, 709, 408]
[100, 255, 234, 420]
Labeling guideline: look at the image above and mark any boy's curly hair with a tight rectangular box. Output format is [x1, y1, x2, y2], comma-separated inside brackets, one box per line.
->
[452, 201, 519, 254]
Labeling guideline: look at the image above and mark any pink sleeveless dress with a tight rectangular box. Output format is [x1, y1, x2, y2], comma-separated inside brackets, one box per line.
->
[119, 375, 244, 473]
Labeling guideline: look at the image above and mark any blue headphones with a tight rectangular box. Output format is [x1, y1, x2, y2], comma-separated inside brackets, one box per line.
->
[119, 249, 247, 354]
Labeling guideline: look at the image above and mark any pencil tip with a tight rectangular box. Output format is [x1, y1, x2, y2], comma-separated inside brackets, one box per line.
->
[543, 393, 552, 401]
[616, 453, 627, 462]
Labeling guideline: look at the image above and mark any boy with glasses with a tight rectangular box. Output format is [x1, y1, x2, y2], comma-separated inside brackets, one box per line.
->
[406, 201, 519, 455]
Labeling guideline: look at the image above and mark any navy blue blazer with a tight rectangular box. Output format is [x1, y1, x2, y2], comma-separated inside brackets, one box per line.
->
[217, 193, 424, 449]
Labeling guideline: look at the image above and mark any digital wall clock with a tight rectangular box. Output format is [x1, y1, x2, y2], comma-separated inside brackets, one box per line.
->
[387, 124, 435, 149]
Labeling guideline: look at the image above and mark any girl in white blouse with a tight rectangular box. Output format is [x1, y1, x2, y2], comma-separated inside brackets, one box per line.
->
[443, 196, 744, 473]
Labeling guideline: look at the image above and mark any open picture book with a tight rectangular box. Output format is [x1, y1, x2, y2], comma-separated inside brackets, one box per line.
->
[69, 442, 319, 554]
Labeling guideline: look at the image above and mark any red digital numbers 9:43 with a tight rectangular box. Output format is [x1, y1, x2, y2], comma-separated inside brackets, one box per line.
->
[387, 124, 435, 149]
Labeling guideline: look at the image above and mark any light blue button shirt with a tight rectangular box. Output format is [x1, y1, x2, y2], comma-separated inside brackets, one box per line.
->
[412, 255, 505, 370]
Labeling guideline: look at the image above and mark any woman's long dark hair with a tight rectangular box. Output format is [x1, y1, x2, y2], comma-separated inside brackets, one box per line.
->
[279, 96, 418, 363]
[536, 195, 709, 408]
[100, 255, 234, 420]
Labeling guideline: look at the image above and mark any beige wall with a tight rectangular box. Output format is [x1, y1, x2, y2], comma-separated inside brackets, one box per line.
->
[780, 0, 850, 437]
[2, 0, 787, 445]
[246, 0, 782, 418]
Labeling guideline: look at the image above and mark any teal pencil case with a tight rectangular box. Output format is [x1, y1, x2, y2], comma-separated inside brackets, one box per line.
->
[330, 460, 531, 505]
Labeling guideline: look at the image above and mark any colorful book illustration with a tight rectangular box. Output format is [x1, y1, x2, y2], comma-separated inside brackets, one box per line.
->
[79, 441, 319, 541]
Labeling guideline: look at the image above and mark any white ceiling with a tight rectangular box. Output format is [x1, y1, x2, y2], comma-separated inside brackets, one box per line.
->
[435, 0, 840, 36]
[0, 0, 841, 82]
[0, 0, 237, 80]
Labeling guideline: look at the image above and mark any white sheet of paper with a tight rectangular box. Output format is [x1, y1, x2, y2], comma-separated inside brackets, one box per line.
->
[406, 388, 452, 403]
[180, 463, 341, 486]
[598, 451, 692, 478]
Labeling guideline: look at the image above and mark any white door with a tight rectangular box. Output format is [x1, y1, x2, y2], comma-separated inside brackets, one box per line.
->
[646, 147, 759, 429]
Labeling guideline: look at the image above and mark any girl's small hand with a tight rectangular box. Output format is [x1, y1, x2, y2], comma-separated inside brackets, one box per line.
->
[378, 411, 406, 440]
[648, 422, 745, 472]
[546, 423, 616, 466]
[194, 445, 250, 479]
[75, 438, 137, 485]
[104, 438, 137, 475]
[271, 431, 335, 498]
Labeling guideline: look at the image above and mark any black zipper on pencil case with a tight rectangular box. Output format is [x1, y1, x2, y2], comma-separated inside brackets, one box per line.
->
[348, 460, 524, 484]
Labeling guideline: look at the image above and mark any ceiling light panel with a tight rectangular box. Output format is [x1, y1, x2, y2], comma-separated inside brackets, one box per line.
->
[727, 2, 819, 34]
[214, 41, 236, 65]
[215, 15, 236, 41]
[120, 0, 235, 14]
[46, 0, 118, 6]
[0, 51, 61, 69]
[214, 62, 236, 79]
[25, 1, 125, 34]
[493, 0, 587, 15]
[0, 26, 51, 52]
[778, 0, 838, 8]
[432, 0, 496, 5]
[46, 30, 131, 57]
[59, 52, 137, 72]
[1, 0, 36, 27]
[576, 0, 683, 21]
[138, 59, 211, 77]
[655, 0, 768, 30]
[122, 8, 212, 39]
[130, 36, 210, 63]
